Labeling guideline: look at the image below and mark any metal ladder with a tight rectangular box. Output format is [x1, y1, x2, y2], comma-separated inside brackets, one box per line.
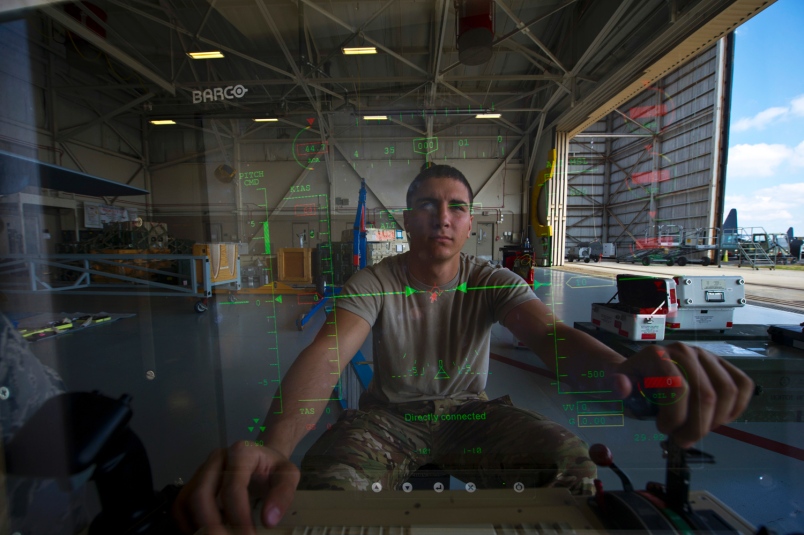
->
[736, 227, 776, 269]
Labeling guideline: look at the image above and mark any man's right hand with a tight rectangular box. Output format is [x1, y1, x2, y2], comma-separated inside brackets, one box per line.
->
[172, 442, 300, 535]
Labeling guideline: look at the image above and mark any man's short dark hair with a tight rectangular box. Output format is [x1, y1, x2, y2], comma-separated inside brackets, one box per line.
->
[406, 164, 474, 209]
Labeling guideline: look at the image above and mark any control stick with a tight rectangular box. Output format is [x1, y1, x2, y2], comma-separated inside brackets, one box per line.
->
[589, 443, 634, 492]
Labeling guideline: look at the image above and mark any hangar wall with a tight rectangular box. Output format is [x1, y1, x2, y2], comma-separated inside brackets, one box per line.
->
[147, 126, 528, 260]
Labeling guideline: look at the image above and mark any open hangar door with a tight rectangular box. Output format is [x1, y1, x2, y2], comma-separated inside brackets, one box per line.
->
[563, 39, 730, 266]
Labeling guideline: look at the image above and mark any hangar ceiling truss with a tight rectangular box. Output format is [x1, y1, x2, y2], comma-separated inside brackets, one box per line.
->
[27, 0, 770, 142]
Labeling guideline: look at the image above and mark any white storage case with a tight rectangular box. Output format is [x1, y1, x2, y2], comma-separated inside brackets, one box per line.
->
[672, 276, 746, 307]
[666, 308, 735, 331]
[591, 303, 666, 341]
[666, 276, 745, 331]
[590, 275, 677, 341]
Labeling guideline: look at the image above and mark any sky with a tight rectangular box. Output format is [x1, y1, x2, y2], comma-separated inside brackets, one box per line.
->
[725, 0, 804, 236]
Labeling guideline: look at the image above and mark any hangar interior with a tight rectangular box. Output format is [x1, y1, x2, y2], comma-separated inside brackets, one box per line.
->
[1, 0, 802, 534]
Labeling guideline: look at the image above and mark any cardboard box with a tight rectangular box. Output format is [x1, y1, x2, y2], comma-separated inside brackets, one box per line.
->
[193, 243, 239, 283]
[278, 248, 312, 283]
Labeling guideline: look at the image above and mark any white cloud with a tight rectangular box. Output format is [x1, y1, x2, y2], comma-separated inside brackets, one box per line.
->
[726, 183, 804, 234]
[731, 94, 804, 132]
[727, 143, 797, 178]
[793, 140, 804, 167]
[732, 106, 788, 132]
[792, 95, 804, 117]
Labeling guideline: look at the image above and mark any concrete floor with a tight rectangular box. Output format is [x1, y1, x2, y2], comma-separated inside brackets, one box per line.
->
[3, 265, 803, 533]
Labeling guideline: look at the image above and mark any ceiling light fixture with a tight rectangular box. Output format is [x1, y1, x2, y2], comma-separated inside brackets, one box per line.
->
[150, 119, 176, 125]
[342, 47, 377, 55]
[363, 115, 387, 120]
[475, 113, 501, 119]
[253, 118, 279, 122]
[187, 51, 225, 59]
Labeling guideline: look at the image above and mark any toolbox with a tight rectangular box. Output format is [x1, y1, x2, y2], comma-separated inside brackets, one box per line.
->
[590, 275, 677, 341]
[666, 276, 746, 331]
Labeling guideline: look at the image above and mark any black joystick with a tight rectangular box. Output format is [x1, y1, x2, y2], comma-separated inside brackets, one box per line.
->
[589, 443, 634, 492]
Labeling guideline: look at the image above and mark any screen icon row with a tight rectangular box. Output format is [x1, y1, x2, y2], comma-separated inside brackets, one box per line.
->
[371, 481, 525, 493]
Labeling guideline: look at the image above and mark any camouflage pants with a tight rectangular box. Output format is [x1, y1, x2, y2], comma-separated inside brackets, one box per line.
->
[299, 395, 596, 494]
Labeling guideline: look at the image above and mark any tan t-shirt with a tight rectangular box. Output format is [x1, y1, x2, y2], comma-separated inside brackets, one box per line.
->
[335, 252, 538, 404]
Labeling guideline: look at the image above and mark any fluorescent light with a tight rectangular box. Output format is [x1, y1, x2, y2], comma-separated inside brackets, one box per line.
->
[150, 120, 176, 125]
[342, 47, 377, 55]
[363, 115, 387, 120]
[187, 51, 225, 59]
[253, 118, 279, 122]
[476, 113, 501, 119]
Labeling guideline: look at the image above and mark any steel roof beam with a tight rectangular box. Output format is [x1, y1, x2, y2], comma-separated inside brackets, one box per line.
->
[494, 0, 568, 73]
[428, 0, 450, 107]
[106, 0, 343, 103]
[502, 41, 551, 72]
[42, 6, 176, 95]
[495, 86, 551, 109]
[574, 133, 654, 138]
[492, 0, 578, 49]
[61, 138, 144, 165]
[78, 100, 146, 160]
[439, 81, 483, 106]
[149, 143, 233, 172]
[267, 166, 316, 221]
[299, 0, 428, 76]
[72, 1, 163, 76]
[312, 0, 397, 73]
[476, 89, 565, 200]
[330, 140, 397, 218]
[168, 4, 205, 84]
[256, 0, 332, 181]
[443, 74, 564, 82]
[387, 117, 426, 136]
[57, 92, 155, 143]
[569, 0, 634, 77]
[474, 132, 529, 199]
[281, 0, 396, 104]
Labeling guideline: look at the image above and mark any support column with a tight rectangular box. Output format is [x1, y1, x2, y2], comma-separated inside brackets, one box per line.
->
[141, 116, 153, 220]
[601, 115, 612, 244]
[712, 35, 734, 243]
[649, 85, 663, 236]
[17, 193, 27, 254]
[549, 132, 570, 266]
[234, 138, 243, 243]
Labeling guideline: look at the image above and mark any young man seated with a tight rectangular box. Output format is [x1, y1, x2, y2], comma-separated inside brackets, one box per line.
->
[172, 165, 753, 534]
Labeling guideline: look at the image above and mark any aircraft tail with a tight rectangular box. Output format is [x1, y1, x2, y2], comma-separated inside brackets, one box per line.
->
[787, 227, 794, 241]
[723, 208, 737, 232]
[721, 209, 738, 251]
